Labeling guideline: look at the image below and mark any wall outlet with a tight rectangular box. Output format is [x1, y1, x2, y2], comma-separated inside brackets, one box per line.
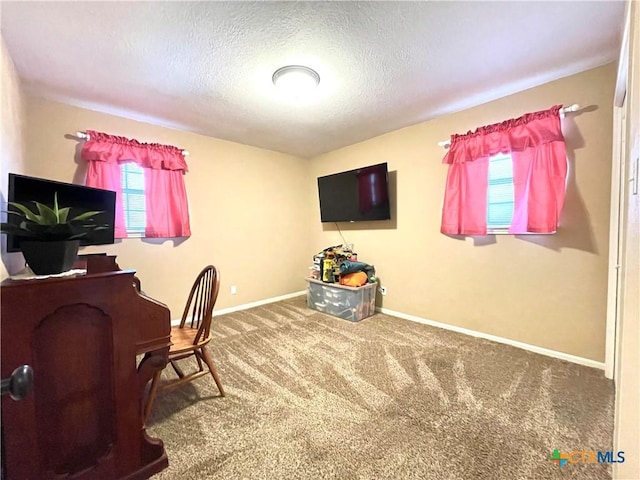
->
[379, 286, 387, 296]
[231, 285, 237, 295]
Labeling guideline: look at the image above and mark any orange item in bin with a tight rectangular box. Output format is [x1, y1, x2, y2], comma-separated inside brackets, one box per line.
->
[339, 271, 367, 287]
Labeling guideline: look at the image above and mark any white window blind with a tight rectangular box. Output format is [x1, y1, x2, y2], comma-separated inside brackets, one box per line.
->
[487, 154, 514, 230]
[121, 163, 146, 235]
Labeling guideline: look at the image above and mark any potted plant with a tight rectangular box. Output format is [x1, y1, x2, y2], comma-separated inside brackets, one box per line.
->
[1, 193, 106, 275]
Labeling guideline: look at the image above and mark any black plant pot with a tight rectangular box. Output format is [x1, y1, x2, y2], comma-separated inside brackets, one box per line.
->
[20, 240, 80, 275]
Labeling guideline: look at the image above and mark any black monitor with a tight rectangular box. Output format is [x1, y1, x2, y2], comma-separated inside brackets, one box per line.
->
[317, 162, 391, 222]
[6, 173, 116, 253]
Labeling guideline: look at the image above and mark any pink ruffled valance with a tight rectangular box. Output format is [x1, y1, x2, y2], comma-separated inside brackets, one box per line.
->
[443, 105, 564, 164]
[81, 130, 188, 172]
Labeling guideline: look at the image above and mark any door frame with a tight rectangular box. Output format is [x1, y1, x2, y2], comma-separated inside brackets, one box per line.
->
[604, 2, 630, 380]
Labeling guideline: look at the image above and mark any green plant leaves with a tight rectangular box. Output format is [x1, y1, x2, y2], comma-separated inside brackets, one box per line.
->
[70, 210, 105, 222]
[1, 191, 106, 242]
[35, 201, 58, 225]
[7, 201, 42, 223]
[57, 207, 70, 223]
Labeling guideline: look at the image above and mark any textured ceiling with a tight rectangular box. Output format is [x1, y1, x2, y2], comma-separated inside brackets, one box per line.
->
[1, 1, 626, 158]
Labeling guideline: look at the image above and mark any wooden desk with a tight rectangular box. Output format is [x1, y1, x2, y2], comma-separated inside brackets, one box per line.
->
[1, 264, 171, 479]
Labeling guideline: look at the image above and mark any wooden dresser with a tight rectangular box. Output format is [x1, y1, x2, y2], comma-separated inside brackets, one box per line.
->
[1, 261, 171, 479]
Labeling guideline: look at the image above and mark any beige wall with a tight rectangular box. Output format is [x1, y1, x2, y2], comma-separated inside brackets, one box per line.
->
[0, 36, 26, 279]
[614, 1, 640, 478]
[19, 96, 312, 317]
[309, 63, 616, 362]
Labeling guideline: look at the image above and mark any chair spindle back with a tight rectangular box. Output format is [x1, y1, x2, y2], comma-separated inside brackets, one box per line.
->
[179, 265, 220, 345]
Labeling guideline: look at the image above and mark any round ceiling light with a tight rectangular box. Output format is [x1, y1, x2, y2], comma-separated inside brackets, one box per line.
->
[272, 65, 320, 98]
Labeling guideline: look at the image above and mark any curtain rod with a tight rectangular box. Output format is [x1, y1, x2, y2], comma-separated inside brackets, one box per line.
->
[436, 104, 581, 148]
[75, 131, 190, 156]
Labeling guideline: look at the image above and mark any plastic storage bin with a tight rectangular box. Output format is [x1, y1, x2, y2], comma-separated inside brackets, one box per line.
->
[305, 277, 377, 322]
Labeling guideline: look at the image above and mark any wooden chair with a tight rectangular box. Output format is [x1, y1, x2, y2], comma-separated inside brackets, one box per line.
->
[144, 265, 225, 423]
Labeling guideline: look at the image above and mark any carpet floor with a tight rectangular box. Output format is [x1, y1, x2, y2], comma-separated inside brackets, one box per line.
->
[147, 296, 614, 479]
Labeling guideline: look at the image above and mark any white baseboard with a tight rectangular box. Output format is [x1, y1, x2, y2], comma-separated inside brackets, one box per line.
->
[377, 306, 605, 371]
[171, 290, 307, 326]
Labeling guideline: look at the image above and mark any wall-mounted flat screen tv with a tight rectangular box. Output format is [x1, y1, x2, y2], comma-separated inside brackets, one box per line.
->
[317, 162, 391, 222]
[6, 173, 116, 253]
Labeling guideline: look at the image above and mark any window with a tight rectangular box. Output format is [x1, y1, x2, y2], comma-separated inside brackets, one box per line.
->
[120, 163, 146, 235]
[440, 105, 567, 235]
[83, 129, 191, 239]
[487, 154, 514, 232]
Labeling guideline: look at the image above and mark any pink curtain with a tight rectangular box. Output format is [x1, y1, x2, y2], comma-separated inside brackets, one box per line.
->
[144, 168, 191, 237]
[441, 105, 567, 235]
[81, 130, 191, 238]
[441, 157, 489, 235]
[85, 160, 128, 238]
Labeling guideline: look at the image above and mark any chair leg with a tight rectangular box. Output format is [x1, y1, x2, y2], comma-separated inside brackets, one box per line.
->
[170, 360, 185, 378]
[201, 347, 225, 397]
[195, 353, 204, 372]
[144, 371, 162, 424]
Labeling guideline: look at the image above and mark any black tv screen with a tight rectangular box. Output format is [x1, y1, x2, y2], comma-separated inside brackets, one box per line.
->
[6, 173, 116, 253]
[317, 162, 391, 222]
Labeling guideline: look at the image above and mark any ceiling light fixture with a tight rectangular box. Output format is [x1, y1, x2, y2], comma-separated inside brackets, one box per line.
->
[272, 65, 320, 98]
